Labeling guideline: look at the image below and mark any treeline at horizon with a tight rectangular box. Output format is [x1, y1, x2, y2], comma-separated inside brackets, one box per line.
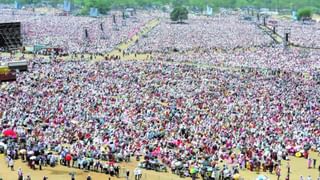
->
[0, 0, 319, 14]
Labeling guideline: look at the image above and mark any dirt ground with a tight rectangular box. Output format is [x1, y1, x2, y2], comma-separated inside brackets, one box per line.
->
[0, 152, 319, 180]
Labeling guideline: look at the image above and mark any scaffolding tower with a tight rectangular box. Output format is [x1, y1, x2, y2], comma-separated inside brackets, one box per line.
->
[0, 22, 22, 51]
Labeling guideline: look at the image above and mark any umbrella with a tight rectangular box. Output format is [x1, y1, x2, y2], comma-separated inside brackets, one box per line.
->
[151, 151, 159, 157]
[85, 133, 91, 139]
[0, 142, 7, 148]
[86, 158, 93, 162]
[65, 154, 72, 161]
[256, 175, 268, 180]
[304, 144, 311, 150]
[3, 129, 17, 138]
[174, 161, 182, 167]
[207, 167, 213, 172]
[30, 156, 37, 160]
[107, 161, 115, 166]
[295, 152, 302, 157]
[70, 120, 78, 124]
[233, 174, 240, 180]
[190, 167, 198, 174]
[27, 151, 34, 155]
[19, 149, 27, 154]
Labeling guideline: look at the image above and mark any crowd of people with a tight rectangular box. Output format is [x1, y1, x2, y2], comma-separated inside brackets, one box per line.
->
[0, 58, 320, 179]
[0, 7, 320, 180]
[128, 14, 273, 53]
[126, 12, 320, 80]
[0, 9, 154, 54]
[266, 17, 320, 48]
[152, 45, 320, 73]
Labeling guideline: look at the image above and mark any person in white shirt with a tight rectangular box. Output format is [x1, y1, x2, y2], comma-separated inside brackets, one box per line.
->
[134, 167, 139, 180]
[6, 156, 10, 167]
[18, 168, 23, 180]
[9, 158, 14, 171]
[137, 167, 142, 180]
[211, 171, 216, 180]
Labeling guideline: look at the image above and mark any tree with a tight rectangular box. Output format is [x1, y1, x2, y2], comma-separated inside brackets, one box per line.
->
[170, 6, 188, 23]
[297, 7, 313, 20]
[1, 0, 320, 13]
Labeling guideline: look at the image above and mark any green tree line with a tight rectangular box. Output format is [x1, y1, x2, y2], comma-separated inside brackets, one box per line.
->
[1, 0, 319, 13]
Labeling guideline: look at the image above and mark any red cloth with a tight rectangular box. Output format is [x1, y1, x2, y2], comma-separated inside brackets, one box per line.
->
[3, 129, 17, 138]
[65, 154, 72, 161]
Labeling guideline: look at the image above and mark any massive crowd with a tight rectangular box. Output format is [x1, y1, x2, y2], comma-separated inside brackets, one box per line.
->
[1, 58, 320, 179]
[127, 13, 320, 78]
[0, 9, 154, 54]
[152, 45, 320, 73]
[0, 7, 320, 180]
[265, 17, 320, 48]
[128, 15, 273, 53]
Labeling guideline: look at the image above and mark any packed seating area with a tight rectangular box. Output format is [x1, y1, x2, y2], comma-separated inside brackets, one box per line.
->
[152, 45, 320, 73]
[266, 17, 320, 48]
[0, 9, 154, 53]
[128, 14, 273, 53]
[0, 7, 320, 180]
[1, 59, 320, 179]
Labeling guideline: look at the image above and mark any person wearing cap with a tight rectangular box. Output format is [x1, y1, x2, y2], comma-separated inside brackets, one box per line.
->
[126, 169, 130, 180]
[87, 175, 92, 180]
[17, 168, 23, 180]
[26, 175, 31, 180]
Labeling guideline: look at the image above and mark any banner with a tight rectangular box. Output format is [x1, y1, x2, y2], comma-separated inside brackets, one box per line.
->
[292, 11, 297, 20]
[33, 44, 45, 52]
[90, 8, 99, 17]
[63, 0, 71, 12]
[14, 1, 21, 9]
[207, 5, 213, 16]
